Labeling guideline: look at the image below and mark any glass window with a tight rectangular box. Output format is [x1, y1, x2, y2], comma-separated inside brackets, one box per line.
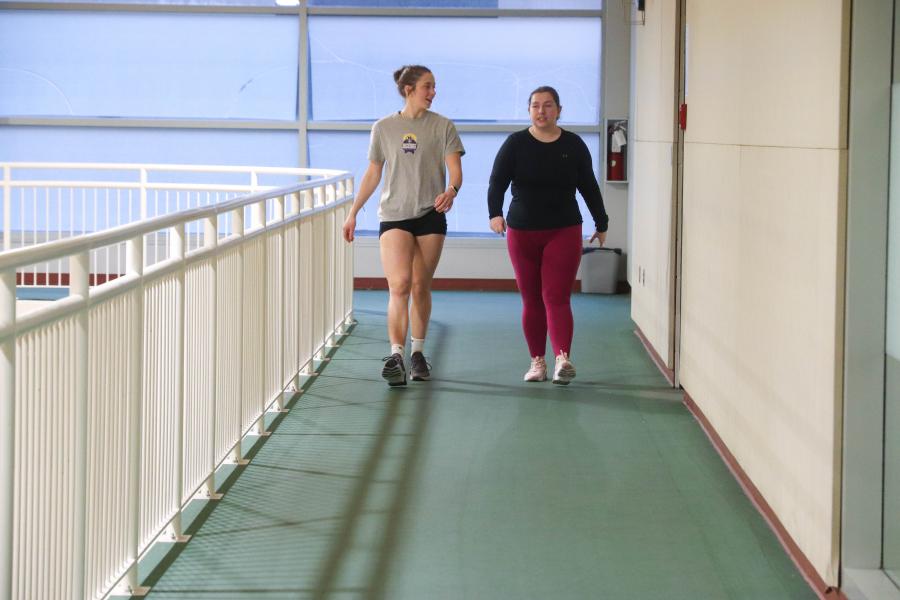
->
[0, 126, 300, 167]
[308, 16, 601, 124]
[0, 0, 601, 6]
[308, 1, 601, 7]
[0, 11, 298, 119]
[308, 131, 383, 231]
[0, 1, 288, 4]
[308, 129, 601, 235]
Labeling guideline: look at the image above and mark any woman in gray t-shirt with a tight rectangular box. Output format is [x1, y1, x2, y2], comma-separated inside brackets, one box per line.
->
[341, 65, 465, 386]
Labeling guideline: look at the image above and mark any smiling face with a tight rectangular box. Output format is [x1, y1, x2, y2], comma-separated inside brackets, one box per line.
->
[405, 72, 436, 112]
[529, 91, 561, 130]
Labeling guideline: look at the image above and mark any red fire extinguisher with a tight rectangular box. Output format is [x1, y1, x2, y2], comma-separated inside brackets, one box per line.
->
[607, 121, 627, 181]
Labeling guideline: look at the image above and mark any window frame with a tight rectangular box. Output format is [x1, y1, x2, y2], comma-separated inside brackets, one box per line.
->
[0, 1, 605, 235]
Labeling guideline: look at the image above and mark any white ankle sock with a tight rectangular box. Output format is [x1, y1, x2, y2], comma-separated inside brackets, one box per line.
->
[391, 344, 404, 357]
[411, 338, 425, 354]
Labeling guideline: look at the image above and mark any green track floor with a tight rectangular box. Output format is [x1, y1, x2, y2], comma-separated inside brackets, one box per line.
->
[144, 290, 816, 600]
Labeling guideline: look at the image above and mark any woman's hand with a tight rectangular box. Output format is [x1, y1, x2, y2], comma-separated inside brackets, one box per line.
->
[434, 190, 455, 213]
[490, 216, 507, 236]
[589, 229, 607, 246]
[342, 214, 357, 243]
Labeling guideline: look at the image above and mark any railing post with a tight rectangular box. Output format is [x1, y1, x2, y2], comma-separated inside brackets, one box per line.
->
[314, 211, 326, 362]
[231, 207, 247, 465]
[71, 251, 89, 600]
[139, 168, 148, 262]
[232, 206, 244, 240]
[168, 223, 189, 541]
[121, 235, 149, 596]
[0, 268, 15, 600]
[343, 178, 355, 328]
[202, 215, 223, 499]
[3, 165, 11, 252]
[274, 194, 288, 411]
[252, 200, 265, 232]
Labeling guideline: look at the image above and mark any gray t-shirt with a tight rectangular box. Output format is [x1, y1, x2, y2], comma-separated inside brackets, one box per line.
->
[367, 110, 465, 222]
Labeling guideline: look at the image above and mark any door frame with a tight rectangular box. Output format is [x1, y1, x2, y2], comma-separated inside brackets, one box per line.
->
[841, 0, 897, 598]
[670, 0, 686, 387]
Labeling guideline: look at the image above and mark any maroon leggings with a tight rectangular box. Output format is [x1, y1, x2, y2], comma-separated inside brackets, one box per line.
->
[506, 224, 583, 357]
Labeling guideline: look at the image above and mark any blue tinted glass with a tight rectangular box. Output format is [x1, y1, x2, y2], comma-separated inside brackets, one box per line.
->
[309, 16, 601, 123]
[0, 1, 286, 4]
[308, 1, 600, 6]
[308, 129, 601, 235]
[310, 0, 497, 5]
[0, 0, 600, 5]
[309, 131, 383, 231]
[0, 11, 298, 119]
[0, 126, 299, 166]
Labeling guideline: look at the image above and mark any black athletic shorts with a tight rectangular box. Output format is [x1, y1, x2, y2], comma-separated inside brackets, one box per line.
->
[379, 208, 447, 237]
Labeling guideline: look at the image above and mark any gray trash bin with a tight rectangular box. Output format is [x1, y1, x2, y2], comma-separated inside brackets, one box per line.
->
[580, 247, 622, 294]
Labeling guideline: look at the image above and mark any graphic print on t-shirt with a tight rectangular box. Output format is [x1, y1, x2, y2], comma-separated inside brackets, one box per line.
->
[401, 133, 418, 154]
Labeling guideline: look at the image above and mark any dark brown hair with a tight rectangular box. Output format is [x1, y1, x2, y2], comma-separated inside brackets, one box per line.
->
[528, 85, 561, 107]
[393, 65, 432, 98]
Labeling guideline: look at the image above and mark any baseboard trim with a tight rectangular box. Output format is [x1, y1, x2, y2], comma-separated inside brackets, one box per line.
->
[682, 392, 846, 600]
[633, 326, 674, 386]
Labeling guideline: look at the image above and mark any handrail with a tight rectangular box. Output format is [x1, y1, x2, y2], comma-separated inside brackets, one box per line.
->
[0, 163, 355, 600]
[0, 162, 350, 261]
[0, 172, 350, 272]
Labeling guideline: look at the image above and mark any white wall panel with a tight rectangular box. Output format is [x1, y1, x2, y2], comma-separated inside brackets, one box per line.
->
[630, 140, 673, 361]
[629, 0, 677, 367]
[685, 0, 848, 149]
[630, 0, 849, 584]
[680, 142, 844, 582]
[677, 0, 848, 575]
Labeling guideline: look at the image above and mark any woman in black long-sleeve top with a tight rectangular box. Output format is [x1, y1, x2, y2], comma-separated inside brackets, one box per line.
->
[487, 86, 609, 384]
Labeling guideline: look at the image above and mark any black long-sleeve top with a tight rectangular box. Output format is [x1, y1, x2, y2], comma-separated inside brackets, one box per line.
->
[487, 129, 609, 232]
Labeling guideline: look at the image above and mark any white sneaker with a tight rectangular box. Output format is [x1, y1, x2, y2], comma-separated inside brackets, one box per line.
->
[552, 352, 576, 385]
[524, 356, 547, 382]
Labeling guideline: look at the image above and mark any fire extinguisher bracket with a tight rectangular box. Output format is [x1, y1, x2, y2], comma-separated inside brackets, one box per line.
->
[605, 118, 628, 183]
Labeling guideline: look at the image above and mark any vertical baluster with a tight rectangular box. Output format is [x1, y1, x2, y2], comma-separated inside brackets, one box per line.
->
[169, 223, 189, 541]
[2, 165, 10, 252]
[274, 195, 287, 411]
[56, 188, 63, 285]
[71, 251, 89, 600]
[0, 267, 15, 600]
[104, 189, 111, 285]
[231, 206, 247, 464]
[120, 234, 148, 596]
[203, 215, 222, 500]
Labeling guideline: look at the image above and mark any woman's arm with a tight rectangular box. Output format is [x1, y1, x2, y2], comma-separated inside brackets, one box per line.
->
[434, 152, 463, 213]
[487, 135, 516, 235]
[574, 138, 609, 241]
[342, 160, 384, 242]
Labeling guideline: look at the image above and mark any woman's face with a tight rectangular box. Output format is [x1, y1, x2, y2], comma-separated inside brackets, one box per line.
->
[529, 92, 561, 129]
[406, 72, 436, 111]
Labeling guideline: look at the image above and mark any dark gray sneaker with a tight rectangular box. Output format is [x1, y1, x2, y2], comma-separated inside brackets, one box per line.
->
[409, 351, 431, 381]
[381, 353, 407, 386]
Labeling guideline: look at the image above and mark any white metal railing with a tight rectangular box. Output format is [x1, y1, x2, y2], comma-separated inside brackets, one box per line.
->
[0, 164, 355, 600]
[1, 162, 329, 287]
